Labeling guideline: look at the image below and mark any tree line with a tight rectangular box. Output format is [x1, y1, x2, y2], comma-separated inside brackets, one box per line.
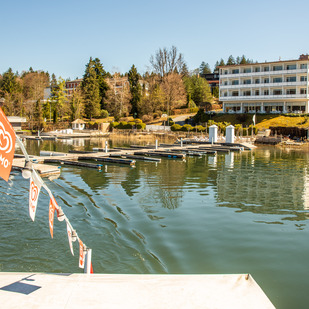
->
[0, 46, 224, 128]
[199, 55, 255, 75]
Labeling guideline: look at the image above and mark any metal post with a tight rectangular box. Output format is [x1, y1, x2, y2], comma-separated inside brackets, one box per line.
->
[180, 138, 183, 147]
[84, 248, 92, 274]
[155, 139, 158, 150]
[105, 140, 108, 153]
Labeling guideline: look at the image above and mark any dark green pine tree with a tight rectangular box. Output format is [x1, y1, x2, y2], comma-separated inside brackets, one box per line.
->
[128, 64, 141, 118]
[226, 55, 236, 65]
[93, 58, 109, 109]
[240, 55, 247, 64]
[81, 58, 101, 120]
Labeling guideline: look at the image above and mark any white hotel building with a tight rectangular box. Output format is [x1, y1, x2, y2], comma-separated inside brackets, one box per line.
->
[219, 55, 309, 113]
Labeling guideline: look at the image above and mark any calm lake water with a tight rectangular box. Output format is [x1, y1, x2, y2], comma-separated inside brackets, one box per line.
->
[1, 138, 309, 308]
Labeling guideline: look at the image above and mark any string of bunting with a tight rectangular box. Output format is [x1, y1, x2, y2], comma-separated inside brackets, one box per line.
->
[0, 107, 93, 273]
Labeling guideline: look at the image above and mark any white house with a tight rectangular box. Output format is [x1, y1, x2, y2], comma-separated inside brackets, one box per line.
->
[72, 119, 86, 130]
[219, 54, 309, 114]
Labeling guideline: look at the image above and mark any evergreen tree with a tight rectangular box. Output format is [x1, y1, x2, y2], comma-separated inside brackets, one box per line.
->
[218, 59, 225, 66]
[0, 68, 22, 115]
[50, 77, 68, 122]
[200, 62, 212, 74]
[33, 99, 43, 130]
[81, 58, 100, 120]
[213, 61, 220, 73]
[93, 58, 109, 109]
[70, 85, 84, 121]
[226, 55, 236, 65]
[236, 56, 241, 65]
[128, 64, 141, 117]
[240, 55, 247, 64]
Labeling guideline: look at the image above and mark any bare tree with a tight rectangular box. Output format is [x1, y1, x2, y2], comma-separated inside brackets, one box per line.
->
[150, 46, 186, 77]
[161, 73, 186, 114]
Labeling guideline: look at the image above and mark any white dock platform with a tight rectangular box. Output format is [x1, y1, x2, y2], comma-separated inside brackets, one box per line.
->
[0, 273, 274, 308]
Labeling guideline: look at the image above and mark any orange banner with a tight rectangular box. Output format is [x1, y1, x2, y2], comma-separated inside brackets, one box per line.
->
[0, 107, 16, 182]
[49, 196, 58, 238]
[79, 239, 85, 269]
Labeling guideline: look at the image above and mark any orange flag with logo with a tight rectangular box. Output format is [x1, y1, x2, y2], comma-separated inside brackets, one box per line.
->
[49, 196, 58, 238]
[0, 107, 16, 182]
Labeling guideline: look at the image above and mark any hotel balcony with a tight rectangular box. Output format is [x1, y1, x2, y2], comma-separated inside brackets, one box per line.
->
[220, 81, 308, 89]
[220, 68, 308, 79]
[220, 94, 308, 101]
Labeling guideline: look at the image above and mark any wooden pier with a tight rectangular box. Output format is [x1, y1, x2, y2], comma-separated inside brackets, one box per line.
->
[12, 139, 254, 177]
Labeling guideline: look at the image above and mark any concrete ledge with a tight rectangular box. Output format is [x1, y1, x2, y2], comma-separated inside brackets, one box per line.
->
[0, 273, 274, 309]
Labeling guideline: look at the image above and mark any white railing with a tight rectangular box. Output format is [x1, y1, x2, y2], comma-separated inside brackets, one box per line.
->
[220, 68, 308, 79]
[220, 81, 308, 89]
[220, 94, 308, 101]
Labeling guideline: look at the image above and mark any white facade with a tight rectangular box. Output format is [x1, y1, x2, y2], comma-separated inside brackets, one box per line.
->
[219, 55, 309, 113]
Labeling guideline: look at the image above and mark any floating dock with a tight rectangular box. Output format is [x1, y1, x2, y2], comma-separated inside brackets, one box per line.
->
[0, 272, 274, 309]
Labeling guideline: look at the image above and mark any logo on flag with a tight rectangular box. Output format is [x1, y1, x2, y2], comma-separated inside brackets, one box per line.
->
[79, 239, 85, 268]
[67, 224, 74, 256]
[29, 171, 42, 221]
[49, 196, 58, 238]
[0, 107, 16, 182]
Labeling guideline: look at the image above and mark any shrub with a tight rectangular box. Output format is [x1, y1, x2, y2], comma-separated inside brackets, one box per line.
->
[195, 125, 206, 132]
[142, 115, 153, 123]
[100, 109, 109, 118]
[136, 123, 146, 130]
[118, 121, 128, 129]
[171, 124, 182, 131]
[110, 121, 119, 128]
[127, 121, 136, 129]
[181, 124, 194, 132]
[134, 118, 143, 124]
[168, 117, 175, 125]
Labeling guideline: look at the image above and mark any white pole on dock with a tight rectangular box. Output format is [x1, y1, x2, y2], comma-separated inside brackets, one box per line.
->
[105, 141, 108, 153]
[180, 138, 183, 147]
[84, 248, 92, 274]
[155, 139, 158, 150]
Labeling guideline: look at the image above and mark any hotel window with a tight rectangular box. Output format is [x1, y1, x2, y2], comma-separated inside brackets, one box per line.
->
[263, 66, 270, 72]
[232, 91, 239, 96]
[273, 77, 282, 83]
[273, 89, 282, 95]
[273, 65, 283, 71]
[286, 64, 296, 70]
[255, 79, 260, 84]
[263, 78, 269, 83]
[243, 79, 251, 84]
[286, 76, 296, 82]
[243, 68, 251, 73]
[300, 76, 307, 81]
[232, 80, 239, 85]
[264, 90, 269, 95]
[286, 89, 296, 95]
[232, 69, 239, 74]
[254, 67, 260, 72]
[300, 88, 307, 94]
[243, 90, 251, 96]
[224, 92, 228, 97]
[224, 70, 228, 74]
[224, 81, 228, 85]
[300, 64, 307, 69]
[255, 90, 259, 96]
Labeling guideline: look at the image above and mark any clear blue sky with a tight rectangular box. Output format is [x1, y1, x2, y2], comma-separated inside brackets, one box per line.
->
[1, 0, 308, 80]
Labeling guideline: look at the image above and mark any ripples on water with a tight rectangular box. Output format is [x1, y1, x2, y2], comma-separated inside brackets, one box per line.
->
[1, 141, 309, 308]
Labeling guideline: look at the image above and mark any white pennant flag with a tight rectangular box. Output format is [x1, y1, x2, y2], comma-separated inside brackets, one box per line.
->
[66, 224, 74, 256]
[29, 171, 42, 221]
[79, 239, 85, 269]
